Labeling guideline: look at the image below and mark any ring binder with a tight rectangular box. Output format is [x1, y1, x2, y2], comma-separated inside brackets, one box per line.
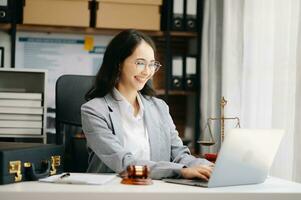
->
[185, 0, 197, 31]
[184, 56, 197, 90]
[0, 0, 24, 23]
[172, 0, 184, 30]
[171, 56, 184, 90]
[0, 0, 9, 22]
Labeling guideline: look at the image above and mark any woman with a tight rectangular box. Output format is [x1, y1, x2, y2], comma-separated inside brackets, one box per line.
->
[81, 29, 213, 180]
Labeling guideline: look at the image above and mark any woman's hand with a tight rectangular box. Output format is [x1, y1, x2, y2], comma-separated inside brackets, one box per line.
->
[180, 165, 214, 181]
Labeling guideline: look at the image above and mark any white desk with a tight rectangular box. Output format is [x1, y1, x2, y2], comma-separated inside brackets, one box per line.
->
[0, 176, 300, 200]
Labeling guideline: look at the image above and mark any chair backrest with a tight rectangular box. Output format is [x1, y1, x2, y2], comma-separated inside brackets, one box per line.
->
[55, 74, 95, 172]
[55, 75, 94, 128]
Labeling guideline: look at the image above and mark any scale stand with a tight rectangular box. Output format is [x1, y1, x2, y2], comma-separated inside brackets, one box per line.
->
[198, 96, 241, 146]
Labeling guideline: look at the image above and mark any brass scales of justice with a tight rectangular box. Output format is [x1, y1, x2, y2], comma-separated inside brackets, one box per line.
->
[198, 97, 241, 147]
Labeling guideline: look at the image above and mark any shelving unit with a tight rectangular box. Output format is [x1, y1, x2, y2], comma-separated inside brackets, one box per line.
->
[0, 68, 48, 143]
[157, 0, 204, 154]
[0, 24, 197, 37]
[0, 0, 204, 153]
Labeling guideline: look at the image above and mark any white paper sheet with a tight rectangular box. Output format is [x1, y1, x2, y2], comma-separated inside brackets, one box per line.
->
[39, 173, 117, 185]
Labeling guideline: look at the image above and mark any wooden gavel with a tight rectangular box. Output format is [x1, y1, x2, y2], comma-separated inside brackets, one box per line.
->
[126, 165, 149, 179]
[121, 165, 152, 185]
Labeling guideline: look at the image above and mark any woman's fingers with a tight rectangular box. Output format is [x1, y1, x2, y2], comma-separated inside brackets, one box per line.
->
[197, 169, 211, 178]
[181, 165, 214, 180]
[197, 165, 213, 177]
[195, 172, 209, 181]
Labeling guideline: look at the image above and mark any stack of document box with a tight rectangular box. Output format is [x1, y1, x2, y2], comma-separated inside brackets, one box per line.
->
[0, 92, 43, 135]
[23, 0, 90, 27]
[96, 0, 162, 30]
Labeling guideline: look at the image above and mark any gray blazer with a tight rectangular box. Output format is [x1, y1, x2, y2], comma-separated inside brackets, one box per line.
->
[81, 92, 211, 179]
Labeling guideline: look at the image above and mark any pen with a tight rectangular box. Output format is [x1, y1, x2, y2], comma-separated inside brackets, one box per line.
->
[60, 173, 70, 179]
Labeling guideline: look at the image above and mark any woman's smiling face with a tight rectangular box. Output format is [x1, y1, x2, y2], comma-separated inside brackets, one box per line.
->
[117, 40, 156, 92]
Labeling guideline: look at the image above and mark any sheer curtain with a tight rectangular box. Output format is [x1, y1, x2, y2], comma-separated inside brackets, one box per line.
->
[201, 0, 301, 181]
[293, 6, 301, 182]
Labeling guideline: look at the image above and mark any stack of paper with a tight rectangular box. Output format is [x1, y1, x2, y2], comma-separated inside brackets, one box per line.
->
[0, 92, 43, 135]
[39, 173, 117, 185]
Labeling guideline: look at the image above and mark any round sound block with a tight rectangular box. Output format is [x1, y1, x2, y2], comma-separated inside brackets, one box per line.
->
[121, 178, 153, 185]
[204, 153, 218, 163]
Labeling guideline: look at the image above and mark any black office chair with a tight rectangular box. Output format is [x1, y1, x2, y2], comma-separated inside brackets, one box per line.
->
[55, 74, 95, 172]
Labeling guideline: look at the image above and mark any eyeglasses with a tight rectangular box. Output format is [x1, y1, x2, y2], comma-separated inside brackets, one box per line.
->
[134, 59, 162, 72]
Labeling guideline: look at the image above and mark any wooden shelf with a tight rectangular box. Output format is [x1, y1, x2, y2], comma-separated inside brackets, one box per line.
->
[0, 23, 11, 31]
[0, 24, 197, 38]
[156, 89, 196, 96]
[16, 24, 163, 36]
[169, 31, 197, 37]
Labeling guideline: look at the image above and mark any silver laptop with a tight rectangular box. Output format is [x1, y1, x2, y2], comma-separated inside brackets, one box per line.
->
[164, 128, 284, 188]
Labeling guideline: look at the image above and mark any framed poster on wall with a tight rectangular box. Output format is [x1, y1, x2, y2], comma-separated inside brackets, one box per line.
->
[15, 32, 112, 108]
[15, 32, 112, 135]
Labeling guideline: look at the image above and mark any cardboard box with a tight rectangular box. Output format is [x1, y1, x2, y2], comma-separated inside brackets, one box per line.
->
[96, 0, 162, 30]
[23, 0, 90, 27]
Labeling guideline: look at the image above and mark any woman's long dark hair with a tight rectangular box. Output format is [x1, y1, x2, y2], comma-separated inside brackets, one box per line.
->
[85, 29, 157, 101]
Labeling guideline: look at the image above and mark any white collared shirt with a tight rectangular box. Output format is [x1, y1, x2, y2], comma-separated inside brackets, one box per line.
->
[113, 88, 151, 160]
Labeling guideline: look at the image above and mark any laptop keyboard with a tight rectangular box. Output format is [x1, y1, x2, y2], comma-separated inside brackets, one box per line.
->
[163, 178, 209, 187]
